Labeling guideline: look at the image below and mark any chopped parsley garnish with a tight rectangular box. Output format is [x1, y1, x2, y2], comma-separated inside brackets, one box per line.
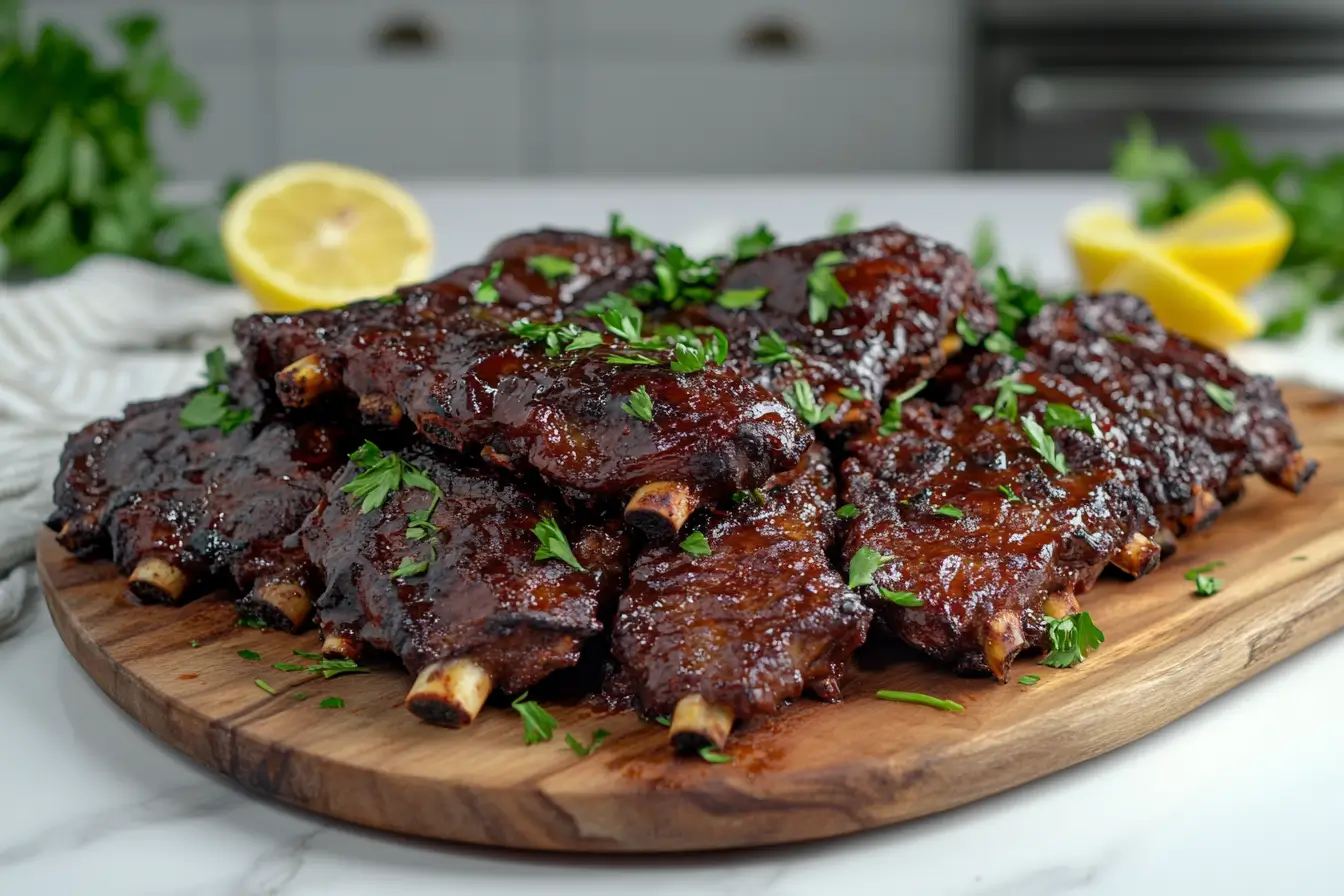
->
[836, 503, 859, 519]
[511, 692, 559, 745]
[1202, 381, 1237, 414]
[987, 266, 1049, 335]
[526, 254, 579, 282]
[732, 488, 767, 505]
[341, 441, 443, 514]
[609, 212, 659, 253]
[292, 693, 309, 701]
[733, 223, 777, 260]
[1021, 414, 1069, 475]
[654, 715, 671, 727]
[784, 380, 838, 427]
[473, 259, 505, 305]
[875, 690, 964, 713]
[1040, 611, 1104, 668]
[566, 729, 611, 757]
[180, 347, 253, 434]
[1019, 675, 1041, 686]
[679, 532, 712, 556]
[390, 554, 431, 580]
[622, 385, 654, 423]
[972, 404, 994, 421]
[597, 301, 652, 345]
[754, 330, 798, 366]
[698, 746, 733, 764]
[319, 697, 345, 709]
[669, 337, 716, 373]
[1183, 561, 1226, 580]
[956, 315, 982, 346]
[532, 518, 585, 571]
[1193, 573, 1223, 597]
[717, 287, 770, 310]
[1107, 331, 1135, 344]
[878, 380, 928, 436]
[565, 331, 605, 352]
[984, 330, 1026, 360]
[988, 373, 1036, 423]
[509, 320, 606, 357]
[254, 679, 277, 695]
[236, 616, 267, 630]
[606, 353, 661, 366]
[837, 386, 865, 401]
[238, 649, 260, 661]
[879, 588, 922, 607]
[190, 640, 199, 648]
[272, 663, 306, 672]
[807, 250, 850, 324]
[302, 657, 370, 680]
[1043, 402, 1095, 435]
[405, 508, 440, 541]
[627, 244, 720, 309]
[934, 504, 963, 519]
[831, 209, 859, 234]
[848, 546, 894, 589]
[998, 483, 1024, 503]
[376, 293, 403, 305]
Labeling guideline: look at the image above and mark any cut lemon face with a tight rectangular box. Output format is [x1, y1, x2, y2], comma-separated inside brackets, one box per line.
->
[1098, 242, 1262, 349]
[1065, 201, 1146, 291]
[1155, 182, 1292, 296]
[222, 162, 434, 313]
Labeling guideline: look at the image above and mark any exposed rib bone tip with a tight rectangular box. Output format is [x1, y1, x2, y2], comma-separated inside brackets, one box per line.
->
[255, 582, 313, 631]
[1043, 591, 1082, 620]
[128, 557, 190, 603]
[982, 610, 1026, 682]
[405, 658, 493, 728]
[1113, 532, 1162, 578]
[668, 694, 734, 753]
[1274, 452, 1319, 494]
[321, 632, 362, 659]
[276, 354, 336, 407]
[357, 392, 404, 427]
[625, 481, 698, 541]
[1180, 488, 1223, 533]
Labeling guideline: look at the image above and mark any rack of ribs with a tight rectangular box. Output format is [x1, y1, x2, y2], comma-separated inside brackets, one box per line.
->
[47, 374, 348, 626]
[298, 442, 627, 726]
[1020, 292, 1317, 540]
[841, 359, 1159, 680]
[612, 444, 871, 751]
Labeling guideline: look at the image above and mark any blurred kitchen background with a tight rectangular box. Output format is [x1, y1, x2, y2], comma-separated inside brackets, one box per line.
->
[21, 0, 1344, 181]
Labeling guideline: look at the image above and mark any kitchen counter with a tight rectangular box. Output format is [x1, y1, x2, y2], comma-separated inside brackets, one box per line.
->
[2, 176, 1340, 895]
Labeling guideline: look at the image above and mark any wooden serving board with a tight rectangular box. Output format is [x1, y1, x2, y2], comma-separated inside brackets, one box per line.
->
[38, 386, 1344, 853]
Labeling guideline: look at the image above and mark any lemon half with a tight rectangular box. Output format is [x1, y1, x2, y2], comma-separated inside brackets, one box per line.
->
[1155, 183, 1292, 295]
[222, 162, 434, 313]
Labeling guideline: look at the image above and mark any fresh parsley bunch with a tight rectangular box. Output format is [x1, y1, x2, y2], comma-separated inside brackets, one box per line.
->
[0, 1, 233, 281]
[1113, 116, 1344, 337]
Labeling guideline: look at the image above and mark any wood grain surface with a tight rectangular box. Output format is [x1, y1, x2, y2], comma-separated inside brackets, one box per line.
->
[38, 386, 1344, 853]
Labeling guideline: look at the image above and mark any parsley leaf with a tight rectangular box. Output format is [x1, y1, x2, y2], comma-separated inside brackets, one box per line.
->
[717, 287, 770, 310]
[629, 244, 720, 309]
[390, 555, 431, 579]
[878, 380, 928, 436]
[732, 489, 767, 505]
[998, 483, 1024, 503]
[984, 330, 1026, 360]
[566, 729, 611, 757]
[836, 503, 859, 519]
[1021, 414, 1069, 475]
[784, 380, 838, 427]
[733, 223, 777, 260]
[698, 746, 733, 764]
[473, 259, 505, 305]
[340, 442, 442, 514]
[1019, 675, 1041, 686]
[599, 302, 645, 343]
[405, 508, 440, 541]
[203, 346, 229, 387]
[848, 546, 894, 589]
[934, 504, 963, 519]
[1040, 611, 1105, 668]
[879, 588, 922, 607]
[1042, 402, 1095, 435]
[679, 532, 711, 556]
[837, 386, 865, 401]
[670, 340, 710, 373]
[302, 657, 370, 680]
[754, 330, 797, 366]
[606, 353, 662, 366]
[1193, 573, 1223, 597]
[875, 690, 964, 712]
[807, 251, 850, 324]
[970, 219, 998, 270]
[526, 254, 578, 282]
[956, 315, 982, 347]
[255, 679, 277, 695]
[1184, 561, 1226, 580]
[565, 330, 605, 352]
[831, 209, 860, 235]
[622, 385, 654, 423]
[988, 373, 1036, 423]
[1202, 381, 1237, 413]
[972, 404, 994, 421]
[532, 518, 585, 571]
[609, 212, 659, 253]
[986, 266, 1050, 335]
[319, 697, 345, 709]
[180, 347, 253, 434]
[511, 691, 559, 745]
[238, 649, 260, 661]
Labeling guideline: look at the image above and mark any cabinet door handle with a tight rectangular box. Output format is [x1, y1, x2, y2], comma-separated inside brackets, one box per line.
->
[373, 14, 442, 55]
[738, 17, 807, 57]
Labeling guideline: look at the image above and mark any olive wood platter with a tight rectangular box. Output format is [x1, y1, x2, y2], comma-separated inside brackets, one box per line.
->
[38, 386, 1344, 853]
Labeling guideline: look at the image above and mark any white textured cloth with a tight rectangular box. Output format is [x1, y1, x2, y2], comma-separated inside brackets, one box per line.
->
[0, 258, 253, 638]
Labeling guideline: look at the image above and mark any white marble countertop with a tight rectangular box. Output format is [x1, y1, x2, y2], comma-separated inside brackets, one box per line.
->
[3, 176, 1341, 895]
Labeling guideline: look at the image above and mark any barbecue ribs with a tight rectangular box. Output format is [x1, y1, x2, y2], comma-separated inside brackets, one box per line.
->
[299, 442, 627, 726]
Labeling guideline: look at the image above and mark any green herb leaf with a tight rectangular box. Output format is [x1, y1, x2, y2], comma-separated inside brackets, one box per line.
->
[473, 259, 505, 305]
[340, 441, 443, 514]
[606, 353, 662, 366]
[698, 746, 733, 764]
[934, 504, 963, 519]
[255, 679, 276, 695]
[565, 330, 605, 352]
[875, 690, 965, 712]
[1193, 573, 1223, 597]
[972, 404, 994, 421]
[1202, 381, 1237, 414]
[609, 212, 659, 253]
[599, 302, 645, 343]
[654, 715, 671, 727]
[984, 330, 1026, 360]
[754, 330, 797, 366]
[732, 223, 776, 260]
[532, 518, 585, 571]
[784, 380, 838, 427]
[679, 532, 711, 556]
[272, 663, 306, 672]
[732, 489, 767, 506]
[837, 386, 865, 401]
[190, 639, 199, 648]
[238, 649, 260, 661]
[566, 729, 611, 757]
[970, 220, 998, 270]
[302, 658, 370, 680]
[717, 287, 770, 310]
[807, 252, 850, 324]
[956, 315, 982, 347]
[1183, 561, 1226, 580]
[1019, 675, 1041, 686]
[1040, 612, 1105, 668]
[878, 380, 928, 436]
[1021, 414, 1069, 475]
[292, 693, 309, 701]
[1042, 403, 1095, 435]
[236, 616, 267, 630]
[997, 483, 1023, 503]
[319, 696, 344, 709]
[879, 588, 922, 607]
[511, 691, 559, 745]
[405, 508, 441, 542]
[836, 503, 859, 519]
[988, 373, 1036, 423]
[622, 385, 654, 423]
[203, 347, 229, 387]
[848, 546, 894, 589]
[831, 209, 859, 234]
[526, 254, 578, 282]
[1107, 331, 1135, 344]
[390, 555, 430, 579]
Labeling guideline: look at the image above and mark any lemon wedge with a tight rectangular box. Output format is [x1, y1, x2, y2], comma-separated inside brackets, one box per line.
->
[1097, 241, 1262, 349]
[1065, 201, 1146, 291]
[222, 162, 434, 313]
[1155, 183, 1292, 295]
